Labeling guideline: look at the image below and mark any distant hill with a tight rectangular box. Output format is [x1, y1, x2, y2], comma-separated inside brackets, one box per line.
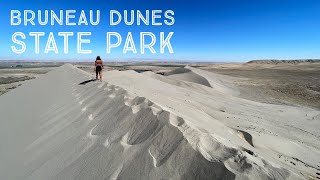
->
[247, 59, 320, 64]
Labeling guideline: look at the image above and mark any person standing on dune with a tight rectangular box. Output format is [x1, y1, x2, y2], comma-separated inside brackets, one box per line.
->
[95, 56, 104, 81]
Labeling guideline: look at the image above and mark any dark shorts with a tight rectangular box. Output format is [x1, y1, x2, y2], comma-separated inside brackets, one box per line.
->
[96, 66, 102, 72]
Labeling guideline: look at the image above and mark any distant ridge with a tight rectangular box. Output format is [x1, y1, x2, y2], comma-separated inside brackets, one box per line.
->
[247, 59, 320, 64]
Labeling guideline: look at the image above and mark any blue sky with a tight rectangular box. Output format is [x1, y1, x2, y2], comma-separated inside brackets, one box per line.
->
[1, 0, 320, 62]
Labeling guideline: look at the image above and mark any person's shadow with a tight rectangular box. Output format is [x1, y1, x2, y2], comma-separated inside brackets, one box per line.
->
[79, 79, 96, 85]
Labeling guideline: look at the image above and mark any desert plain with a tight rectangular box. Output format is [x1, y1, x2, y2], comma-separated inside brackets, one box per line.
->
[0, 60, 319, 179]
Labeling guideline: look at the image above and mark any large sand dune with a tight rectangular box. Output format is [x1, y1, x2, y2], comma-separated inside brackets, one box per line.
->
[164, 67, 212, 87]
[0, 64, 319, 179]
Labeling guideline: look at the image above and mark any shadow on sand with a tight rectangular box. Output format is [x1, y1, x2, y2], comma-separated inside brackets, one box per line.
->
[79, 79, 96, 85]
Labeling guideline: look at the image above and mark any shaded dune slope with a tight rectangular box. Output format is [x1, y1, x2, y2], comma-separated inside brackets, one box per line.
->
[164, 67, 212, 87]
[162, 66, 240, 96]
[0, 64, 315, 179]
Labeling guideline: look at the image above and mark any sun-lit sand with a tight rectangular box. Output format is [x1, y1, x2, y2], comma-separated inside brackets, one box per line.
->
[0, 64, 319, 179]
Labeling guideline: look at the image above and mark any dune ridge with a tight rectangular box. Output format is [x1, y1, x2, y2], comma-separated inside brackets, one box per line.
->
[247, 59, 320, 64]
[0, 64, 319, 179]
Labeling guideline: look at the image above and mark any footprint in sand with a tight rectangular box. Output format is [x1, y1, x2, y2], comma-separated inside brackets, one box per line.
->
[81, 106, 87, 112]
[169, 114, 185, 127]
[234, 129, 254, 147]
[317, 162, 320, 179]
[88, 114, 94, 120]
[98, 82, 108, 89]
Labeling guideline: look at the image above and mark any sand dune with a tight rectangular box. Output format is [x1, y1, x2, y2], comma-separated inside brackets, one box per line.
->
[164, 67, 212, 87]
[0, 64, 319, 179]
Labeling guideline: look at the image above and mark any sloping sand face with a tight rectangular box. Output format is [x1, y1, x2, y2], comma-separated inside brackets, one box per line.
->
[0, 64, 319, 179]
[164, 67, 212, 87]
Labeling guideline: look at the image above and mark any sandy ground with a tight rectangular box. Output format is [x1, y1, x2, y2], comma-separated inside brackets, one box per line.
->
[0, 63, 319, 179]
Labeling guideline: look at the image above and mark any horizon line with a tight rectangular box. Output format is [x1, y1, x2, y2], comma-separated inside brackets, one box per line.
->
[1, 58, 320, 63]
